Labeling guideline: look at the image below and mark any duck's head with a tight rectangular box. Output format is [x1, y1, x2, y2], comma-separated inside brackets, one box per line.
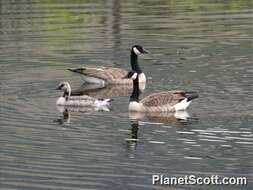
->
[124, 71, 138, 80]
[132, 45, 149, 55]
[56, 81, 71, 97]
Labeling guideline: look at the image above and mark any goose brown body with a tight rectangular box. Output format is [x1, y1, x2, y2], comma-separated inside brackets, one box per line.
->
[127, 71, 198, 112]
[139, 91, 191, 112]
[68, 45, 148, 85]
[68, 67, 130, 84]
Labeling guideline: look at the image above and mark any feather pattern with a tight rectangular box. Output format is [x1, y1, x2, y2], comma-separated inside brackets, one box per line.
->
[141, 91, 186, 107]
[56, 82, 112, 107]
[69, 67, 133, 84]
[139, 91, 198, 112]
[127, 71, 198, 112]
[68, 45, 148, 85]
[76, 67, 127, 81]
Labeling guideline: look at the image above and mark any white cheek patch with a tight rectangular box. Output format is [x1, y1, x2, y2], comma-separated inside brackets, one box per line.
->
[133, 47, 141, 55]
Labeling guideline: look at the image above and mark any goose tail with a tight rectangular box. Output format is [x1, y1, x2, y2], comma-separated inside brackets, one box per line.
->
[174, 93, 199, 111]
[186, 93, 199, 102]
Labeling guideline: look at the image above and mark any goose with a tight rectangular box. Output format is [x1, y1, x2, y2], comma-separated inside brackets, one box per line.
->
[55, 82, 112, 107]
[68, 45, 148, 86]
[126, 71, 199, 112]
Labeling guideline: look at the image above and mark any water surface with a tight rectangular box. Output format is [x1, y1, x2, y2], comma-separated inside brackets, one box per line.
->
[0, 0, 253, 189]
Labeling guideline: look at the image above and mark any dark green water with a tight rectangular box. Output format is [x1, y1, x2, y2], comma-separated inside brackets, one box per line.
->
[0, 0, 252, 189]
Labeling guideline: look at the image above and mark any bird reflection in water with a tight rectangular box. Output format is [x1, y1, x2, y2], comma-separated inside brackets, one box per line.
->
[54, 108, 71, 126]
[54, 105, 111, 126]
[125, 120, 139, 158]
[125, 111, 197, 158]
[129, 111, 194, 125]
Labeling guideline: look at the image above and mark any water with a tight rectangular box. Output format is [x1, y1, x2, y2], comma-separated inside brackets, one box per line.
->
[0, 0, 253, 189]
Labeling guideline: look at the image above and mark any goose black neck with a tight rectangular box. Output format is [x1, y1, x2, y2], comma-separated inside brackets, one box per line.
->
[131, 51, 142, 74]
[63, 90, 69, 100]
[130, 76, 140, 102]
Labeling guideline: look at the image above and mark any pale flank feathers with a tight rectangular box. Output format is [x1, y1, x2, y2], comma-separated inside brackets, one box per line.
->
[56, 82, 112, 107]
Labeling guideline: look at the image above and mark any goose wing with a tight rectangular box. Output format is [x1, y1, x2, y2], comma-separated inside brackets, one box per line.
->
[140, 91, 187, 107]
[68, 67, 128, 81]
[68, 95, 95, 101]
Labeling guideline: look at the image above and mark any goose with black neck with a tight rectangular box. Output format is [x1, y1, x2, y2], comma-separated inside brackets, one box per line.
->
[55, 81, 112, 108]
[68, 45, 148, 89]
[126, 71, 199, 112]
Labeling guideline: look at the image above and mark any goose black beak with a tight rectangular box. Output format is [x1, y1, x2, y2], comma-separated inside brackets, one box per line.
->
[55, 86, 62, 90]
[142, 48, 149, 54]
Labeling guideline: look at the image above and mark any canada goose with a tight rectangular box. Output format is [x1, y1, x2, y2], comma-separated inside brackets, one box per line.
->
[126, 71, 198, 112]
[55, 82, 112, 107]
[68, 45, 148, 86]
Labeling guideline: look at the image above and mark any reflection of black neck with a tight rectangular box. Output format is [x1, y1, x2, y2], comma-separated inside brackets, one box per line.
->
[130, 76, 140, 102]
[131, 50, 142, 74]
[131, 121, 139, 140]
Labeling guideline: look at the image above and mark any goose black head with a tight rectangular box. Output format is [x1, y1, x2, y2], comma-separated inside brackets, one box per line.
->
[56, 81, 71, 94]
[56, 82, 68, 90]
[132, 45, 149, 55]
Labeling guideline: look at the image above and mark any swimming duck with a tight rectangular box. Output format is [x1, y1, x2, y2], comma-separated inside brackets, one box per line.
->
[55, 82, 112, 107]
[126, 71, 198, 112]
[68, 45, 148, 86]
